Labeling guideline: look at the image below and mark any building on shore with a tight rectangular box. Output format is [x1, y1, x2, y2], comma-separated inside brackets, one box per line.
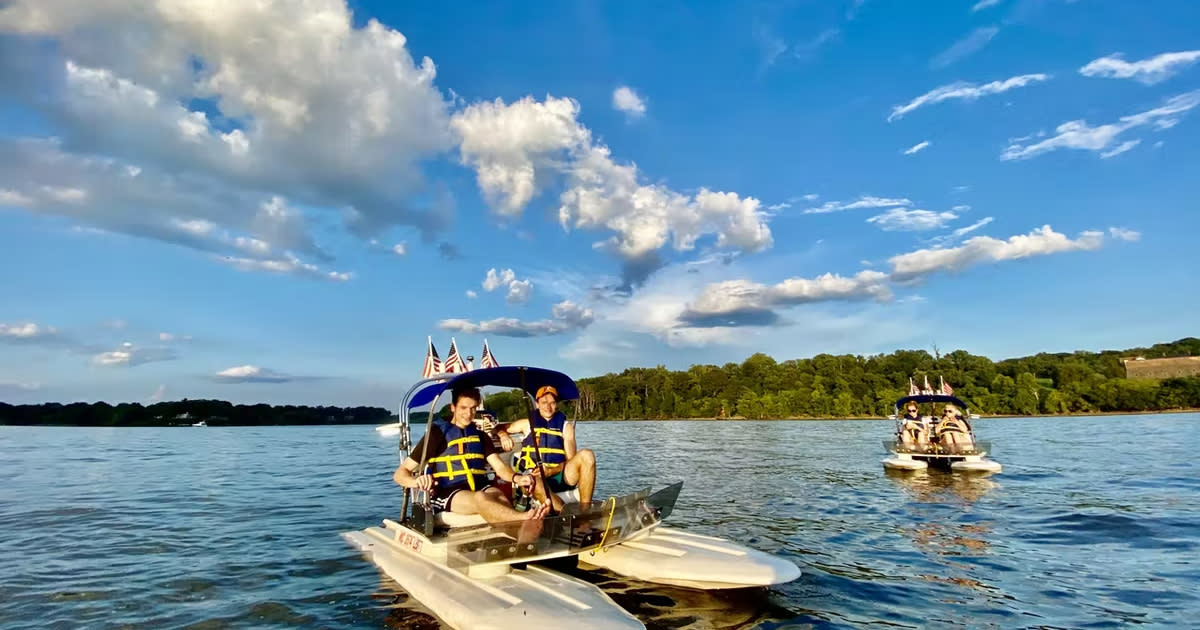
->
[1123, 356, 1200, 380]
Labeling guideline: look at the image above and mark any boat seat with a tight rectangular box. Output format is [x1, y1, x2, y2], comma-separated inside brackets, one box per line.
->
[433, 489, 582, 529]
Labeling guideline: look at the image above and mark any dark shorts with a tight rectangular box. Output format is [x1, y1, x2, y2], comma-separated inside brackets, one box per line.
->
[430, 482, 493, 514]
[545, 471, 574, 493]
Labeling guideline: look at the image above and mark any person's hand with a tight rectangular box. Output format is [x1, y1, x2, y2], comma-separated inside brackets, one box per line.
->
[515, 473, 534, 489]
[412, 474, 433, 492]
[499, 432, 514, 451]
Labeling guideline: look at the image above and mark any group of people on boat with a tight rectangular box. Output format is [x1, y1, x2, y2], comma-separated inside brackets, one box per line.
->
[392, 384, 597, 528]
[898, 401, 975, 454]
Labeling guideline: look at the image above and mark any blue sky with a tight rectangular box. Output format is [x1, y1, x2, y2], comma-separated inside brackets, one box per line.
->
[1, 0, 1197, 407]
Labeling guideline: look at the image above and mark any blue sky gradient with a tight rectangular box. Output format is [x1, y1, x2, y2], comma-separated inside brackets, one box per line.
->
[1, 0, 1197, 407]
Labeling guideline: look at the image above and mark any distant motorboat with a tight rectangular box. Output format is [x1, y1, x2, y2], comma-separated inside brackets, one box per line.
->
[375, 422, 401, 437]
[191, 420, 207, 427]
[882, 388, 1002, 474]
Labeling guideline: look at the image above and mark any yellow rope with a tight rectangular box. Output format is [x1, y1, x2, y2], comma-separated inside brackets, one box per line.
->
[594, 495, 618, 552]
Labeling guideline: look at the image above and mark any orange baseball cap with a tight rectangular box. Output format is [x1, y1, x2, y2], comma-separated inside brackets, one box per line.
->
[535, 385, 559, 400]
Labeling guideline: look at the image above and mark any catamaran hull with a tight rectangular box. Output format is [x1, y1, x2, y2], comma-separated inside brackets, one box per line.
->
[343, 527, 644, 630]
[882, 454, 928, 471]
[578, 526, 801, 590]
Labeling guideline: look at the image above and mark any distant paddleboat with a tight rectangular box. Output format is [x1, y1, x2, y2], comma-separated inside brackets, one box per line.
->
[882, 376, 1002, 474]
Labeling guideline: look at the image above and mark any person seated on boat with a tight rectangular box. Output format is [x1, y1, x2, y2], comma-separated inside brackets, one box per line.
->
[393, 387, 552, 525]
[935, 404, 974, 454]
[899, 402, 930, 451]
[496, 385, 597, 511]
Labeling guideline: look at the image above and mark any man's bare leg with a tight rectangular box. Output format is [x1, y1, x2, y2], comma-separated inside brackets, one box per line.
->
[528, 472, 565, 513]
[563, 448, 596, 509]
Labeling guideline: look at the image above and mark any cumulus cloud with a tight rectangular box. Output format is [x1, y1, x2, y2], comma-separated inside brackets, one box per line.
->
[903, 140, 931, 155]
[866, 208, 959, 231]
[889, 73, 1050, 121]
[1001, 90, 1200, 160]
[465, 289, 478, 299]
[91, 341, 177, 367]
[972, 0, 1003, 11]
[450, 95, 589, 216]
[392, 242, 407, 256]
[612, 86, 647, 118]
[438, 300, 594, 337]
[802, 196, 911, 214]
[0, 0, 456, 275]
[482, 267, 534, 304]
[1080, 50, 1200, 85]
[212, 365, 312, 383]
[451, 95, 773, 288]
[888, 225, 1105, 282]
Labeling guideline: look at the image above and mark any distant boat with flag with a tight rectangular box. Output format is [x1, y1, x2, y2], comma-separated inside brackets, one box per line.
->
[882, 375, 1002, 473]
[375, 337, 501, 437]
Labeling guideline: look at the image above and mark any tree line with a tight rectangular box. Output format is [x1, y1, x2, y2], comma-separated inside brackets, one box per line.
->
[0, 399, 392, 427]
[559, 337, 1200, 420]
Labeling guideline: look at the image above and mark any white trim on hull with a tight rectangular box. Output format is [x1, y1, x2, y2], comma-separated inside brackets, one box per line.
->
[882, 454, 928, 471]
[343, 526, 644, 630]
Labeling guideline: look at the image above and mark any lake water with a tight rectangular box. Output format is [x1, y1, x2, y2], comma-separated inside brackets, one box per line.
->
[1, 414, 1197, 629]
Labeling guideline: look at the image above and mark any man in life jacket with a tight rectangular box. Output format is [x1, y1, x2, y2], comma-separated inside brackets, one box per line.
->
[496, 385, 597, 510]
[393, 387, 551, 524]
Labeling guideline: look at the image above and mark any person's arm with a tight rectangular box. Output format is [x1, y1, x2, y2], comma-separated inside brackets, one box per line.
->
[393, 456, 433, 491]
[563, 417, 578, 460]
[497, 417, 530, 437]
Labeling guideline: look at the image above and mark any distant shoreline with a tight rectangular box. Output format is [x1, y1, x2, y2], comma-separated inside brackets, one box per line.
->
[574, 408, 1200, 422]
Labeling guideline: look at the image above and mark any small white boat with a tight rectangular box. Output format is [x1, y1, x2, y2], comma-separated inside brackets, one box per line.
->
[344, 365, 801, 630]
[374, 422, 401, 437]
[882, 390, 1002, 474]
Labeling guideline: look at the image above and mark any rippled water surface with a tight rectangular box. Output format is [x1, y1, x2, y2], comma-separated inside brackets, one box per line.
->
[2, 414, 1197, 629]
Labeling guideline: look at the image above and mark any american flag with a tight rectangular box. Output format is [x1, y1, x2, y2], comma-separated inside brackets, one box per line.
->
[940, 376, 954, 396]
[444, 338, 469, 373]
[480, 338, 500, 368]
[421, 337, 442, 378]
[922, 375, 932, 394]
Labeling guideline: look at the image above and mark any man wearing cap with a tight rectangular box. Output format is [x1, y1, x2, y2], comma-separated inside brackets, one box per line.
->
[497, 384, 597, 510]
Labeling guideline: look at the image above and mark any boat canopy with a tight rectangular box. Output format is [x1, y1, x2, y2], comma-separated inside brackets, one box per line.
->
[894, 394, 969, 409]
[407, 365, 580, 409]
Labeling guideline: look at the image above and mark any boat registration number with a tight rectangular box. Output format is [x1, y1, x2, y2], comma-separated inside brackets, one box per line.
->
[396, 531, 423, 552]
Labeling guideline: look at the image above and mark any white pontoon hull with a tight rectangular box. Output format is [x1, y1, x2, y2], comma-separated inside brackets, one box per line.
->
[882, 454, 928, 471]
[343, 526, 644, 630]
[578, 526, 802, 590]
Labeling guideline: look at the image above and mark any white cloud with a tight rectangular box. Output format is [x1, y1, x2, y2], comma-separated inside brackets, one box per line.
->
[929, 26, 1000, 69]
[450, 95, 589, 216]
[802, 196, 912, 214]
[481, 267, 533, 304]
[219, 252, 351, 282]
[91, 341, 177, 367]
[0, 0, 457, 274]
[438, 300, 594, 337]
[465, 289, 478, 299]
[451, 95, 773, 287]
[889, 73, 1050, 121]
[1080, 50, 1200, 85]
[612, 86, 647, 118]
[972, 0, 1003, 11]
[1108, 227, 1141, 242]
[767, 202, 791, 211]
[903, 140, 931, 155]
[0, 188, 34, 206]
[952, 204, 972, 212]
[888, 225, 1105, 282]
[0, 322, 57, 339]
[0, 380, 42, 392]
[1001, 90, 1200, 160]
[213, 365, 308, 383]
[866, 208, 958, 232]
[1100, 139, 1141, 159]
[392, 242, 407, 256]
[679, 271, 892, 327]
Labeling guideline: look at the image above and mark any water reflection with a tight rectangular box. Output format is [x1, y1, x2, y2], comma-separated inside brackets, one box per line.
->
[884, 469, 999, 504]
